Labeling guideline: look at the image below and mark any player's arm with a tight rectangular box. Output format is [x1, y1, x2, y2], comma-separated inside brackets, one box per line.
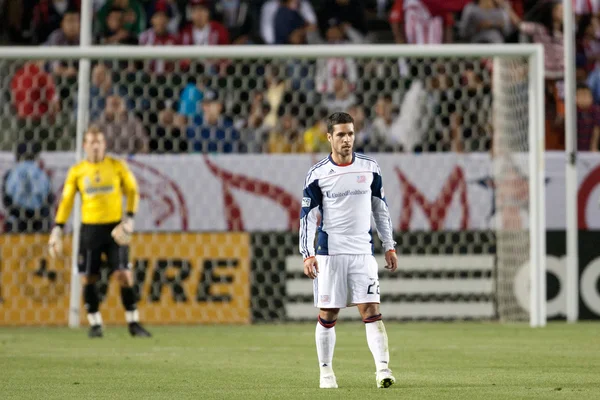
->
[299, 177, 322, 279]
[111, 160, 139, 246]
[49, 166, 78, 257]
[370, 166, 398, 272]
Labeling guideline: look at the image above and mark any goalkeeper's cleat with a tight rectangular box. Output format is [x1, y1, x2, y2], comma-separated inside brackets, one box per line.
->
[88, 325, 103, 338]
[319, 374, 338, 389]
[128, 322, 152, 337]
[376, 368, 396, 389]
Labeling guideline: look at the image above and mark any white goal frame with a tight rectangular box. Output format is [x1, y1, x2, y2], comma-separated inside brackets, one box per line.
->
[0, 43, 547, 327]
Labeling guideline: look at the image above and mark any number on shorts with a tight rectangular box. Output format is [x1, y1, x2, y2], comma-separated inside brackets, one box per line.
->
[367, 282, 380, 295]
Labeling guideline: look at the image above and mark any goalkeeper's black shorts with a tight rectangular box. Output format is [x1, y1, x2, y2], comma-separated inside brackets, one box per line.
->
[78, 222, 130, 276]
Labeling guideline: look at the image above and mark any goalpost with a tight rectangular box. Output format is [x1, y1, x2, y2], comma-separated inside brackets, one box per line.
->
[0, 43, 546, 327]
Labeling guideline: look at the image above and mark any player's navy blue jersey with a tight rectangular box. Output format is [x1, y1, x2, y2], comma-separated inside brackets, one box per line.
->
[299, 153, 395, 258]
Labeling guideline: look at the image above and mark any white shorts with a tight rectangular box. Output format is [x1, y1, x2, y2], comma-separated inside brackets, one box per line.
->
[313, 254, 380, 309]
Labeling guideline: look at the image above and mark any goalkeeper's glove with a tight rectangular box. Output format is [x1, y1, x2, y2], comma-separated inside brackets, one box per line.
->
[48, 226, 63, 258]
[111, 216, 134, 246]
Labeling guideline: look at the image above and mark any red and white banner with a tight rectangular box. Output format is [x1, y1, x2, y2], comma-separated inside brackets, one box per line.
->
[1, 151, 600, 232]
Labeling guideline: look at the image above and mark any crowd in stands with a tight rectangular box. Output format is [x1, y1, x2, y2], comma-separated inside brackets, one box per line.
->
[1, 0, 600, 153]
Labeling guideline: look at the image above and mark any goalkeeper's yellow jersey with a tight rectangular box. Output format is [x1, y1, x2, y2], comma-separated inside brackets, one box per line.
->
[55, 156, 139, 225]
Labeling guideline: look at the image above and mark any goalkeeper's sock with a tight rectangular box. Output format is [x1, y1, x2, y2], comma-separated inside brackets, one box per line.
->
[120, 286, 139, 323]
[364, 315, 390, 372]
[316, 316, 337, 375]
[84, 283, 102, 326]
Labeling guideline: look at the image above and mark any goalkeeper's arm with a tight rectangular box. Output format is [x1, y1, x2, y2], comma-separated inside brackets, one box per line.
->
[111, 160, 139, 246]
[48, 167, 77, 258]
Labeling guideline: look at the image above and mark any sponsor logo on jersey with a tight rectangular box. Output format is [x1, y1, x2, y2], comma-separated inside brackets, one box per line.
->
[329, 169, 335, 175]
[325, 189, 369, 198]
[83, 176, 114, 195]
[302, 197, 311, 207]
[357, 175, 366, 183]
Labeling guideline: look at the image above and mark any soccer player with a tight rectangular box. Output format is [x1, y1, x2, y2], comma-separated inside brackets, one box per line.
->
[299, 112, 398, 389]
[48, 126, 151, 338]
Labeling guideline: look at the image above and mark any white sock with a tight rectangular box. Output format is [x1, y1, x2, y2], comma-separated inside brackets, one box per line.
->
[365, 320, 390, 371]
[316, 319, 336, 376]
[87, 312, 103, 327]
[125, 310, 139, 323]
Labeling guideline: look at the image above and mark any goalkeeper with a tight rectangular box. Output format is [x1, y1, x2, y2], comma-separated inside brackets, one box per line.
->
[48, 126, 151, 338]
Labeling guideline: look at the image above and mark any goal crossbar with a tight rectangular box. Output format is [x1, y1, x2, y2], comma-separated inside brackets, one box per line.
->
[0, 44, 542, 60]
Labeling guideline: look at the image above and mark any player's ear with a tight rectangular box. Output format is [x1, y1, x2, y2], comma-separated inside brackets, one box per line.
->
[326, 132, 332, 143]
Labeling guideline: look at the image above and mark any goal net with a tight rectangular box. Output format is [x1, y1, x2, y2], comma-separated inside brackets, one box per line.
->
[0, 45, 545, 327]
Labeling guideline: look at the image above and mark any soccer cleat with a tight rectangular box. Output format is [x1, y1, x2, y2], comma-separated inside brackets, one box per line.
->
[128, 322, 152, 337]
[88, 325, 103, 338]
[376, 368, 396, 388]
[319, 374, 338, 389]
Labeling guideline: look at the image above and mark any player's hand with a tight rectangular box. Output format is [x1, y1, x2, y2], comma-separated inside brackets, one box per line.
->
[384, 250, 398, 272]
[111, 217, 134, 246]
[303, 256, 319, 279]
[48, 226, 63, 258]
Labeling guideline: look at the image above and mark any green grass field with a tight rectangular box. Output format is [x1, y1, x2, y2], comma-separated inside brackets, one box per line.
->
[1, 322, 599, 399]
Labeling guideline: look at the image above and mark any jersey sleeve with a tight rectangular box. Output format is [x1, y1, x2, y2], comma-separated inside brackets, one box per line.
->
[117, 159, 139, 216]
[54, 166, 78, 225]
[370, 165, 396, 252]
[299, 177, 323, 259]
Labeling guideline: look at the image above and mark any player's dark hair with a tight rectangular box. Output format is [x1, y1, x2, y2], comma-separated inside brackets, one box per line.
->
[327, 112, 354, 134]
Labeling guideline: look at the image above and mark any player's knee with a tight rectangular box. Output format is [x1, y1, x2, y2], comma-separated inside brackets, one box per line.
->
[359, 304, 381, 322]
[81, 274, 99, 285]
[114, 270, 132, 286]
[318, 308, 339, 326]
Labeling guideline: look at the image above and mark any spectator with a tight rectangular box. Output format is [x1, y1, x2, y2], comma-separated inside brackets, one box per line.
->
[11, 61, 59, 120]
[178, 79, 205, 123]
[317, 0, 368, 36]
[273, 0, 315, 44]
[186, 90, 243, 153]
[32, 0, 80, 44]
[576, 83, 600, 151]
[322, 76, 357, 112]
[371, 94, 395, 147]
[578, 16, 600, 102]
[389, 0, 462, 44]
[1, 0, 36, 44]
[94, 95, 149, 154]
[44, 6, 80, 45]
[459, 0, 518, 43]
[264, 65, 286, 127]
[212, 0, 259, 44]
[44, 7, 80, 77]
[96, 0, 146, 36]
[260, 0, 316, 44]
[87, 63, 133, 120]
[267, 113, 305, 153]
[235, 91, 273, 150]
[97, 6, 138, 44]
[149, 100, 189, 153]
[518, 0, 564, 79]
[152, 0, 182, 34]
[310, 23, 362, 93]
[2, 142, 54, 233]
[347, 104, 374, 152]
[303, 110, 330, 153]
[179, 0, 230, 46]
[139, 7, 179, 74]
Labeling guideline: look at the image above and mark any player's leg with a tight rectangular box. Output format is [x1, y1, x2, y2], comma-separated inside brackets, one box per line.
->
[79, 225, 104, 338]
[108, 241, 151, 337]
[316, 307, 339, 389]
[314, 255, 347, 389]
[350, 255, 395, 388]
